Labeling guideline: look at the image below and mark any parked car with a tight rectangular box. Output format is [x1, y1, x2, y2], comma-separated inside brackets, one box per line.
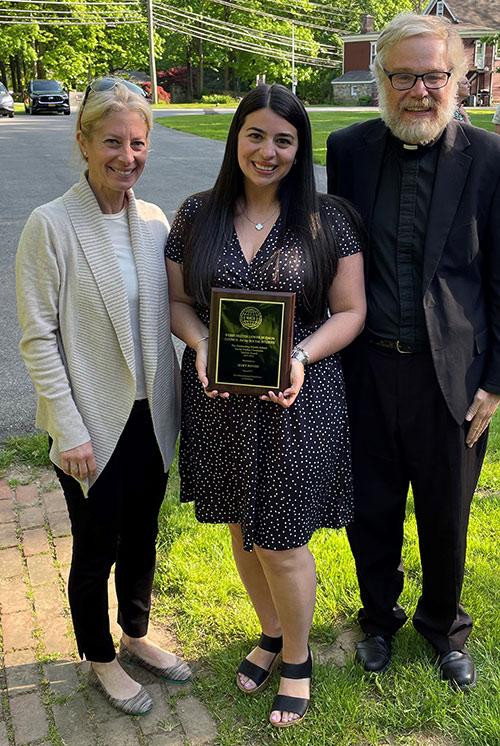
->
[0, 82, 14, 117]
[23, 79, 70, 115]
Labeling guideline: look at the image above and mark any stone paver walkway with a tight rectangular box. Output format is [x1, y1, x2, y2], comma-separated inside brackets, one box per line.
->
[0, 469, 217, 746]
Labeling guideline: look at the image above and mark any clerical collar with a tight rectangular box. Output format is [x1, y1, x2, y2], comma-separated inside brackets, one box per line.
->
[402, 140, 437, 151]
[388, 129, 444, 157]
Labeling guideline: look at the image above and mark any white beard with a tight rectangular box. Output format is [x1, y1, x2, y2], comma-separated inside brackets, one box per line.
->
[379, 86, 457, 145]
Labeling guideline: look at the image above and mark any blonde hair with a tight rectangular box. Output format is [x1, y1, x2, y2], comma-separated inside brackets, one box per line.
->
[373, 12, 467, 85]
[76, 81, 152, 160]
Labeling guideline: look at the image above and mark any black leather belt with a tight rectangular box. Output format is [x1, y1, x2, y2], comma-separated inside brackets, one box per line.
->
[366, 335, 429, 354]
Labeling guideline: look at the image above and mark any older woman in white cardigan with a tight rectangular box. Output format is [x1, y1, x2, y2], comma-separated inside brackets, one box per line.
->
[16, 78, 189, 715]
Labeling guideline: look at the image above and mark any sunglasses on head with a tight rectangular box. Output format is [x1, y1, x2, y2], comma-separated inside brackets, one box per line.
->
[79, 76, 147, 119]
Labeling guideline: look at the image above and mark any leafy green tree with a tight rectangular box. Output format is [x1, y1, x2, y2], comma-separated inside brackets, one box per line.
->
[0, 1, 157, 89]
[155, 0, 418, 99]
[0, 0, 420, 98]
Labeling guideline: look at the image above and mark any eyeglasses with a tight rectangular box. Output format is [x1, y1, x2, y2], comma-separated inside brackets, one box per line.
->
[79, 76, 147, 119]
[384, 70, 453, 91]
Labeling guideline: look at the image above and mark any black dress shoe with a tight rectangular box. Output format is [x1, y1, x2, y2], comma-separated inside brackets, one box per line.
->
[438, 649, 477, 690]
[355, 634, 392, 673]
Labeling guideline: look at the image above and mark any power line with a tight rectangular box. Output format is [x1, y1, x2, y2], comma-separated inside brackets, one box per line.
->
[261, 0, 359, 20]
[210, 0, 358, 26]
[0, 0, 343, 66]
[206, 0, 346, 34]
[0, 17, 142, 24]
[0, 0, 143, 25]
[5, 0, 141, 5]
[153, 11, 340, 64]
[1, 7, 141, 15]
[153, 14, 340, 67]
[154, 0, 341, 55]
[0, 16, 142, 22]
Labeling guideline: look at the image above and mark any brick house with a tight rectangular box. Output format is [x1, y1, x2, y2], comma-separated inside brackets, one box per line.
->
[332, 1, 500, 105]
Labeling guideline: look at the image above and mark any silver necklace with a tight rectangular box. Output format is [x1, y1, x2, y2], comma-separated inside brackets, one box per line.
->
[241, 206, 279, 231]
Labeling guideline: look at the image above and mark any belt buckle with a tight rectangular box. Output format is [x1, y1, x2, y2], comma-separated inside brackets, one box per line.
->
[396, 340, 412, 354]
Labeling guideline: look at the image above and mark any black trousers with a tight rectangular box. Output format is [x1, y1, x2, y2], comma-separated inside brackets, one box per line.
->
[53, 400, 168, 662]
[343, 341, 487, 653]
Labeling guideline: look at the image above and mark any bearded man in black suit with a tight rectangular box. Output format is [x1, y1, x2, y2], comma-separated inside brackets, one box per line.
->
[327, 12, 500, 689]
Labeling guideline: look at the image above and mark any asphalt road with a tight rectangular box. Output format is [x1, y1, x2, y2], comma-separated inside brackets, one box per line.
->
[0, 111, 326, 442]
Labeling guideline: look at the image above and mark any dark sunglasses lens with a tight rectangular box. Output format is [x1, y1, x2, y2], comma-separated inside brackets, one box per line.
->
[90, 78, 146, 98]
[91, 77, 118, 93]
[123, 81, 147, 98]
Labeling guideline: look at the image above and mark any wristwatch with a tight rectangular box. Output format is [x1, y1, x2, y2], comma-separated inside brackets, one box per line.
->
[291, 345, 310, 366]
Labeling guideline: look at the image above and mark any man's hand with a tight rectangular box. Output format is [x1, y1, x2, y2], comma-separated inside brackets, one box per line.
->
[465, 388, 500, 447]
[60, 441, 96, 479]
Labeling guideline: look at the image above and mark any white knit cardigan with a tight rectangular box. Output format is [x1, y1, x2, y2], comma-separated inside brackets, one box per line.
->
[16, 172, 180, 487]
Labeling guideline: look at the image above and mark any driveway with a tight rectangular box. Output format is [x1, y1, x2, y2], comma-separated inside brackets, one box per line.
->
[0, 112, 326, 442]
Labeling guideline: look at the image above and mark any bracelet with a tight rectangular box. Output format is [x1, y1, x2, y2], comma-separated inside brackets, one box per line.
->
[291, 345, 310, 366]
[193, 335, 209, 350]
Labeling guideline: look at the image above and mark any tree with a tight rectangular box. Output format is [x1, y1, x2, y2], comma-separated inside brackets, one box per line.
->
[155, 0, 332, 96]
[0, 0, 421, 98]
[154, 0, 419, 99]
[0, 0, 155, 89]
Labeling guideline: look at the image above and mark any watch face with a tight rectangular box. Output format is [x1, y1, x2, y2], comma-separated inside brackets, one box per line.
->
[292, 348, 309, 365]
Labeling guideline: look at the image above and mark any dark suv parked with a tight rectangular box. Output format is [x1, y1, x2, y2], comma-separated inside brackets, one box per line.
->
[24, 79, 70, 115]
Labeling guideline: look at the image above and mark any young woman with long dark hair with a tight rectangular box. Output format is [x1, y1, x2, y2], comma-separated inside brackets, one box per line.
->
[166, 84, 366, 727]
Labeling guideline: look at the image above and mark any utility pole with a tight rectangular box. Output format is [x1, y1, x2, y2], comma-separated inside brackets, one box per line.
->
[291, 22, 297, 95]
[146, 0, 158, 104]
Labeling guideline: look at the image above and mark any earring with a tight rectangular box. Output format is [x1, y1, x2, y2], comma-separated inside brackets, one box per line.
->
[83, 151, 88, 159]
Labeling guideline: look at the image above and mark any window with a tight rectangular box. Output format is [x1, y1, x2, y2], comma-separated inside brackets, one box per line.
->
[475, 40, 486, 69]
[370, 42, 377, 66]
[350, 85, 360, 97]
[436, 1, 444, 15]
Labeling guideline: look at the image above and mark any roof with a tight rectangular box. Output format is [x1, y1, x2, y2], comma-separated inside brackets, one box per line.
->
[331, 70, 375, 84]
[113, 69, 150, 83]
[423, 0, 500, 30]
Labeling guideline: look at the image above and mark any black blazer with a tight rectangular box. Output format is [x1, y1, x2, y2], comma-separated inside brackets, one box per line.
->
[327, 118, 500, 424]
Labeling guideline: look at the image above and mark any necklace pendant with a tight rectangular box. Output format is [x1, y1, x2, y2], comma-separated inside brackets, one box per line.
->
[255, 222, 264, 231]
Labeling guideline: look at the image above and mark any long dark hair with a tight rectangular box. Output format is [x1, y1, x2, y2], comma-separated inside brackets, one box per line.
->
[183, 83, 360, 322]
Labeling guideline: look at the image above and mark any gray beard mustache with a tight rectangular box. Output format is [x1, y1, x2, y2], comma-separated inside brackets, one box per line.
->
[378, 89, 456, 145]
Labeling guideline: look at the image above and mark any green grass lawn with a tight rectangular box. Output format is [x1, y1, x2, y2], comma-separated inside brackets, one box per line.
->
[152, 415, 500, 746]
[157, 110, 497, 167]
[1, 417, 498, 744]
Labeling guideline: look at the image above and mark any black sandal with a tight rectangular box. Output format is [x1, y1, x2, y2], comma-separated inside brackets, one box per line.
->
[270, 648, 312, 728]
[236, 633, 283, 695]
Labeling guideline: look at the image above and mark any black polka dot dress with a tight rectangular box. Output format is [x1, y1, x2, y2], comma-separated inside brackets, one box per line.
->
[165, 195, 362, 552]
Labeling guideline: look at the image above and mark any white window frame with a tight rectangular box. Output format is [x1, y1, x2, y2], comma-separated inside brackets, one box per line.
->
[474, 40, 486, 69]
[370, 41, 377, 66]
[436, 1, 444, 15]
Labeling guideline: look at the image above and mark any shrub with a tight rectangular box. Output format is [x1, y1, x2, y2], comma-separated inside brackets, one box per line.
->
[141, 82, 171, 103]
[200, 94, 241, 105]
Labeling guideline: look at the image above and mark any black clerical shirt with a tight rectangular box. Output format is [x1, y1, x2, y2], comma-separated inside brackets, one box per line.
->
[367, 132, 442, 345]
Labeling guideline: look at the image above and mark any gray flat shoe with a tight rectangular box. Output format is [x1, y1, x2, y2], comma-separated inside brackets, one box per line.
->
[88, 668, 153, 715]
[119, 640, 192, 682]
